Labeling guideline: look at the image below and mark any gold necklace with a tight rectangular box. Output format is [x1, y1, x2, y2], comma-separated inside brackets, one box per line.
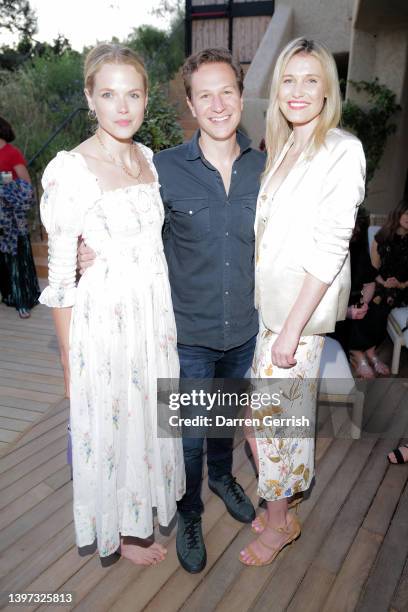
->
[96, 131, 142, 180]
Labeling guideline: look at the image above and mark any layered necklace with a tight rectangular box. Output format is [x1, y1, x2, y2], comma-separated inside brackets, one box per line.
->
[96, 131, 142, 181]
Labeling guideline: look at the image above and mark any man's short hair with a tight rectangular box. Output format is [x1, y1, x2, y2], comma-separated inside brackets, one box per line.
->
[182, 48, 244, 100]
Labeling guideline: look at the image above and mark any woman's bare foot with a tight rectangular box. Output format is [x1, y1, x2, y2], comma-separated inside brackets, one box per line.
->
[240, 514, 299, 565]
[120, 536, 167, 566]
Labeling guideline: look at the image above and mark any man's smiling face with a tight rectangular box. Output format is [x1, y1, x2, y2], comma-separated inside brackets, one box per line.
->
[187, 62, 243, 142]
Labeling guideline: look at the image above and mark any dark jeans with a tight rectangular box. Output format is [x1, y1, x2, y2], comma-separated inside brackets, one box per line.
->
[176, 334, 257, 516]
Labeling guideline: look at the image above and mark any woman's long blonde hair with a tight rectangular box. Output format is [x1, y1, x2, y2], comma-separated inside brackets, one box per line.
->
[263, 38, 342, 180]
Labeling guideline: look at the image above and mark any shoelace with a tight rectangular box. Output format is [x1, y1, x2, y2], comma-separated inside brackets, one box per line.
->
[225, 476, 246, 504]
[184, 519, 201, 549]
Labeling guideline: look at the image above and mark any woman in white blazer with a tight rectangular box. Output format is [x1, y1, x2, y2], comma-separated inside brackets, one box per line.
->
[240, 38, 366, 566]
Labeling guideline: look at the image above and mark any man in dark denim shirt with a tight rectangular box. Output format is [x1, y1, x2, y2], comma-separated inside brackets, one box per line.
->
[155, 129, 262, 350]
[154, 49, 265, 574]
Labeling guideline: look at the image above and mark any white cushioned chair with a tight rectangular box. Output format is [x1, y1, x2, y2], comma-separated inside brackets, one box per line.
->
[318, 337, 364, 439]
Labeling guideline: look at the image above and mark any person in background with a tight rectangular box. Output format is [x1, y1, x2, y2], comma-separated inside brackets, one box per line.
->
[367, 199, 408, 374]
[330, 206, 378, 378]
[0, 116, 40, 318]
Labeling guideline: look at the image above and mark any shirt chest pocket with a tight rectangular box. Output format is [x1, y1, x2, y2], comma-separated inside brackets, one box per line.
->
[170, 197, 210, 241]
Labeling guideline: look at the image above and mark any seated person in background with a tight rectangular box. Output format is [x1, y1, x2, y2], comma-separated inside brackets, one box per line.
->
[368, 199, 408, 375]
[331, 206, 378, 378]
[333, 200, 408, 378]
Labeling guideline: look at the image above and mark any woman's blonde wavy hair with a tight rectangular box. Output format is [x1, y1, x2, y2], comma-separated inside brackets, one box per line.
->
[263, 38, 341, 181]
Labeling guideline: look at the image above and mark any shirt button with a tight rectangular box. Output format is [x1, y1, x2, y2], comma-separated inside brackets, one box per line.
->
[225, 321, 229, 325]
[225, 290, 229, 295]
[225, 262, 230, 266]
[225, 232, 229, 237]
[233, 170, 237, 175]
[189, 210, 193, 215]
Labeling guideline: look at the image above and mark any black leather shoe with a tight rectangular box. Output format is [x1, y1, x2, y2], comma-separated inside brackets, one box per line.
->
[176, 513, 207, 573]
[208, 474, 255, 523]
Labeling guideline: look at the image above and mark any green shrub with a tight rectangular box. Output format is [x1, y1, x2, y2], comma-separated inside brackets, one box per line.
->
[342, 79, 400, 184]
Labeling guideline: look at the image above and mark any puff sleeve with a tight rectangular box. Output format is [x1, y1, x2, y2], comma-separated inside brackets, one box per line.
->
[39, 152, 85, 308]
[303, 136, 366, 285]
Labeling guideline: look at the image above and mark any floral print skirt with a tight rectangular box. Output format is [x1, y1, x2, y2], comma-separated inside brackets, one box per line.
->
[251, 316, 324, 501]
[69, 258, 185, 557]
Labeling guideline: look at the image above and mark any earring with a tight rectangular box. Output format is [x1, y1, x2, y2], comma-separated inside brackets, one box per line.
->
[88, 109, 97, 121]
[145, 107, 149, 118]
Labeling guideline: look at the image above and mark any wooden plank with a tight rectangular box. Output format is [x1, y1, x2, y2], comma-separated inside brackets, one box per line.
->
[0, 434, 67, 489]
[0, 368, 63, 386]
[0, 345, 59, 363]
[0, 502, 74, 584]
[0, 416, 29, 432]
[0, 338, 59, 353]
[0, 429, 17, 443]
[322, 457, 408, 612]
[0, 359, 62, 376]
[0, 396, 50, 412]
[44, 465, 71, 491]
[0, 482, 72, 554]
[0, 419, 68, 475]
[0, 405, 44, 422]
[0, 482, 56, 531]
[285, 437, 402, 611]
[0, 524, 75, 598]
[0, 351, 62, 368]
[249, 439, 377, 612]
[390, 558, 408, 612]
[7, 404, 68, 449]
[37, 556, 105, 612]
[0, 376, 63, 395]
[0, 450, 67, 510]
[0, 385, 60, 403]
[356, 481, 408, 612]
[321, 528, 384, 612]
[1, 544, 93, 612]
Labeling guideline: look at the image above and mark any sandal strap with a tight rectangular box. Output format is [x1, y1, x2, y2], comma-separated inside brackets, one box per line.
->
[242, 544, 263, 564]
[391, 447, 406, 464]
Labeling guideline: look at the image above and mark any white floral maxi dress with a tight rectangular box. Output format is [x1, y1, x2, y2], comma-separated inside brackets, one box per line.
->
[39, 146, 185, 556]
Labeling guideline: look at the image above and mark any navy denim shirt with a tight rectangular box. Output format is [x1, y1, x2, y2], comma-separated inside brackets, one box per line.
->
[154, 130, 265, 350]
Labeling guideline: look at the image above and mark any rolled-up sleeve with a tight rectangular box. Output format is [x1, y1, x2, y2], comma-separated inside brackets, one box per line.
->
[303, 138, 366, 285]
[39, 153, 84, 308]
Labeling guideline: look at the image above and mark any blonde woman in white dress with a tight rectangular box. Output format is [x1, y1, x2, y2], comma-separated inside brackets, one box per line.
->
[39, 44, 185, 565]
[240, 38, 365, 566]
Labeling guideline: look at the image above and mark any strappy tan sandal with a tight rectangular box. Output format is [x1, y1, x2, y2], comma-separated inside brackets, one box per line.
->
[251, 494, 302, 534]
[240, 515, 301, 567]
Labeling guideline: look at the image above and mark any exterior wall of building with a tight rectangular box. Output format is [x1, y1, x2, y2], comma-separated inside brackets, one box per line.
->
[241, 0, 407, 214]
[348, 22, 408, 213]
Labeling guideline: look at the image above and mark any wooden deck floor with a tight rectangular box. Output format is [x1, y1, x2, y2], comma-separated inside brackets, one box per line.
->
[0, 305, 407, 611]
[0, 301, 65, 455]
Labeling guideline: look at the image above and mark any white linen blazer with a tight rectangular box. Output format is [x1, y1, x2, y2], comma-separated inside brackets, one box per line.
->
[254, 128, 366, 336]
